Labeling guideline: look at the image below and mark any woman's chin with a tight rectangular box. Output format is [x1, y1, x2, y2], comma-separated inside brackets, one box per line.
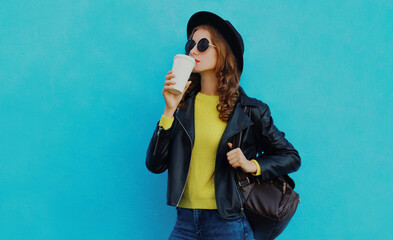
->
[192, 68, 209, 74]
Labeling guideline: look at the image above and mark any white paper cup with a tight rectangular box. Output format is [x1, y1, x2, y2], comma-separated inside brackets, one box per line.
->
[169, 54, 196, 95]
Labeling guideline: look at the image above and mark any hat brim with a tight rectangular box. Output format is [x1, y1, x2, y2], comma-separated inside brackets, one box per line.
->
[187, 11, 244, 73]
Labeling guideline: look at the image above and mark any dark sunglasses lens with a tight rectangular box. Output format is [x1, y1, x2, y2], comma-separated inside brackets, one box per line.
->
[185, 40, 195, 54]
[198, 38, 209, 52]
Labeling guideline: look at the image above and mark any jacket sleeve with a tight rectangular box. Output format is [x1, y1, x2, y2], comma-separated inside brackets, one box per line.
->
[253, 104, 301, 181]
[145, 118, 176, 174]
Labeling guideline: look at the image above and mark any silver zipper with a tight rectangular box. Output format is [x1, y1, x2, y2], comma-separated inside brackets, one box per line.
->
[234, 169, 244, 213]
[175, 112, 193, 206]
[152, 126, 163, 156]
[235, 106, 247, 213]
[153, 108, 179, 156]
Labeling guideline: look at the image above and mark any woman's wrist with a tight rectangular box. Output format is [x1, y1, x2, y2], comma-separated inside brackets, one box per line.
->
[248, 160, 258, 174]
[164, 106, 176, 118]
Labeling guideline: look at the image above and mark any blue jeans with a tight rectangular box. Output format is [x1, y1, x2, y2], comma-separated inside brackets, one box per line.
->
[169, 207, 255, 240]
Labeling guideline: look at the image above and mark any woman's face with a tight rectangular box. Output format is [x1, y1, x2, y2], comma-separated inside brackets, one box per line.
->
[188, 29, 218, 74]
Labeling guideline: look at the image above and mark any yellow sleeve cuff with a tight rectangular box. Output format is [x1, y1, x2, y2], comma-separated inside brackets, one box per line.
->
[251, 159, 261, 176]
[159, 114, 174, 130]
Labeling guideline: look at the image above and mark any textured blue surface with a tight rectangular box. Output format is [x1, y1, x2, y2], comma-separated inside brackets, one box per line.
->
[0, 1, 392, 239]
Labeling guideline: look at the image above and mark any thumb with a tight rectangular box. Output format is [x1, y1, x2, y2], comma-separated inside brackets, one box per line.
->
[181, 81, 191, 95]
[185, 81, 192, 89]
[227, 142, 233, 149]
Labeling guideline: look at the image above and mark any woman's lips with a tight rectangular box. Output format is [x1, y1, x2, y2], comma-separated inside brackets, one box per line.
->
[195, 59, 200, 63]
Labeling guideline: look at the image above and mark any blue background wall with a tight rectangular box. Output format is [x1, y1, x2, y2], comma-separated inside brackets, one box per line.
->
[1, 1, 392, 239]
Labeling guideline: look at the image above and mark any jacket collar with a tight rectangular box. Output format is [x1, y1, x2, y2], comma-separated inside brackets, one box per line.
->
[175, 85, 254, 147]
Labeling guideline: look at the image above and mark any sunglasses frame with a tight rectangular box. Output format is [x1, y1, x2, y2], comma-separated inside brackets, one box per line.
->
[185, 38, 216, 54]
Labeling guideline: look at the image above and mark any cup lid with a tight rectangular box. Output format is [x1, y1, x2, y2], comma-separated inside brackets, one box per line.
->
[174, 54, 196, 64]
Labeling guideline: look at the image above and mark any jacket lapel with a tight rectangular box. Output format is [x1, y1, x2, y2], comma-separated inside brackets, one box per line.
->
[175, 89, 197, 146]
[219, 102, 254, 146]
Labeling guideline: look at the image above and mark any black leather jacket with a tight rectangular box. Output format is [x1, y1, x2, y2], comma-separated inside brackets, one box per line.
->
[146, 86, 301, 219]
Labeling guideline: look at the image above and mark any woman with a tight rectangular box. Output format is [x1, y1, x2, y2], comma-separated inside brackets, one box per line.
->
[146, 11, 301, 240]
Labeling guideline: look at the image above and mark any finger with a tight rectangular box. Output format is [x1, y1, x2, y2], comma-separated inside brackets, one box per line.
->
[227, 149, 240, 157]
[163, 86, 174, 91]
[227, 142, 233, 149]
[228, 154, 240, 162]
[165, 75, 173, 80]
[226, 150, 234, 157]
[164, 80, 176, 86]
[165, 73, 176, 80]
[184, 83, 191, 92]
[228, 158, 237, 164]
[230, 161, 240, 168]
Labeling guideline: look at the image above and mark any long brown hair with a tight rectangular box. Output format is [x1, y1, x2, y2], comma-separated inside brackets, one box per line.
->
[177, 25, 241, 122]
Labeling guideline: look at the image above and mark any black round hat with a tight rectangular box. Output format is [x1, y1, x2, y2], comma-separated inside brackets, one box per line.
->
[187, 11, 244, 73]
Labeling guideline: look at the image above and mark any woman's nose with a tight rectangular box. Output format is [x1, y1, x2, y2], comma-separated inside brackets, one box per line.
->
[190, 45, 199, 55]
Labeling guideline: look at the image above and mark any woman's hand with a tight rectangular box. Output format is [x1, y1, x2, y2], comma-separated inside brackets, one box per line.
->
[162, 70, 192, 110]
[227, 142, 257, 174]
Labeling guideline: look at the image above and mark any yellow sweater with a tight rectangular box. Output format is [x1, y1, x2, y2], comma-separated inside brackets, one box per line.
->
[159, 92, 261, 209]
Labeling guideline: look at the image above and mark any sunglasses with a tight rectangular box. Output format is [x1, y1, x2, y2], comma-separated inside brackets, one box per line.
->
[185, 38, 216, 54]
